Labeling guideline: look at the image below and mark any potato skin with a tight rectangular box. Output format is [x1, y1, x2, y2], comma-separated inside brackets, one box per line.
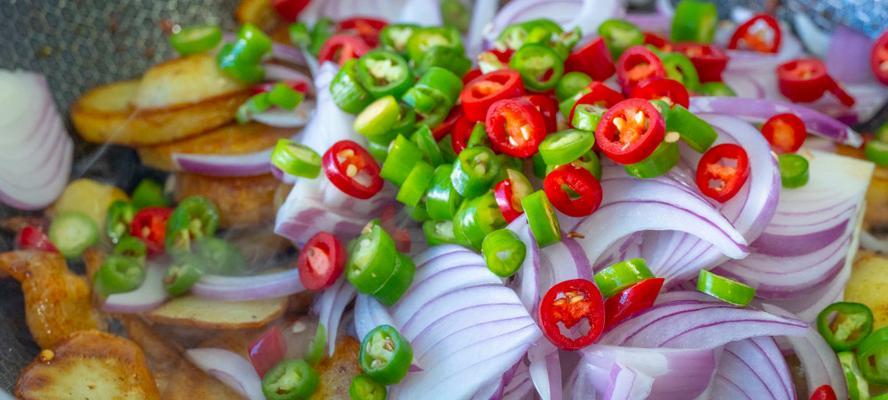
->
[146, 295, 288, 330]
[845, 253, 888, 329]
[15, 330, 160, 400]
[174, 173, 284, 229]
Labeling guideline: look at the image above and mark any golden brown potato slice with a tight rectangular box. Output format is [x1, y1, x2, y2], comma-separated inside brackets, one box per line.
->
[71, 54, 250, 146]
[174, 173, 283, 228]
[237, 0, 286, 33]
[836, 144, 888, 229]
[0, 251, 105, 348]
[845, 252, 888, 328]
[312, 336, 363, 400]
[146, 295, 287, 330]
[137, 122, 294, 172]
[15, 330, 160, 400]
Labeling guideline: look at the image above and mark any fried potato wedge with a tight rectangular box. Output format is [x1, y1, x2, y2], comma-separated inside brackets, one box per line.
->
[15, 330, 160, 400]
[146, 295, 287, 330]
[137, 122, 294, 172]
[0, 251, 104, 348]
[312, 336, 363, 400]
[174, 173, 283, 228]
[845, 252, 888, 329]
[236, 0, 286, 33]
[71, 54, 250, 146]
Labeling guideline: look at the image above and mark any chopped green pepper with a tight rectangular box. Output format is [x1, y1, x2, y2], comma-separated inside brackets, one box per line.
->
[113, 236, 148, 262]
[450, 146, 501, 198]
[163, 254, 204, 296]
[440, 0, 470, 32]
[423, 220, 459, 246]
[359, 325, 413, 385]
[624, 136, 680, 179]
[380, 23, 420, 54]
[94, 255, 146, 297]
[858, 326, 888, 384]
[132, 179, 169, 209]
[865, 140, 888, 167]
[696, 269, 756, 306]
[349, 374, 387, 400]
[356, 50, 413, 99]
[817, 302, 874, 351]
[261, 359, 320, 400]
[236, 92, 272, 124]
[170, 25, 222, 56]
[305, 323, 327, 366]
[570, 103, 607, 132]
[372, 252, 416, 306]
[496, 19, 563, 51]
[439, 134, 458, 163]
[271, 139, 322, 179]
[697, 82, 736, 97]
[509, 43, 565, 91]
[426, 164, 463, 220]
[402, 67, 463, 127]
[50, 211, 99, 258]
[381, 135, 423, 186]
[105, 200, 136, 244]
[521, 191, 561, 247]
[309, 18, 335, 56]
[665, 105, 718, 153]
[354, 96, 402, 140]
[411, 125, 444, 166]
[396, 162, 435, 207]
[268, 83, 305, 110]
[538, 129, 596, 166]
[331, 59, 374, 114]
[671, 0, 718, 44]
[598, 19, 644, 60]
[347, 223, 398, 294]
[193, 237, 245, 276]
[594, 258, 654, 298]
[406, 26, 463, 64]
[482, 229, 526, 278]
[165, 196, 220, 254]
[453, 192, 507, 249]
[778, 153, 810, 189]
[839, 351, 871, 400]
[416, 45, 472, 77]
[556, 71, 593, 102]
[661, 53, 700, 91]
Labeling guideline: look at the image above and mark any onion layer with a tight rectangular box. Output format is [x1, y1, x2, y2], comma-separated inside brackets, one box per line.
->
[185, 348, 264, 400]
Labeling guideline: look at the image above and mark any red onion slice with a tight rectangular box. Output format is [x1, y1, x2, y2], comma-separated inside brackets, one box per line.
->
[826, 26, 874, 84]
[528, 340, 562, 400]
[466, 0, 499, 57]
[185, 348, 264, 400]
[354, 294, 396, 340]
[173, 148, 274, 177]
[398, 0, 442, 25]
[251, 100, 313, 128]
[708, 337, 795, 400]
[191, 269, 305, 301]
[312, 277, 356, 356]
[0, 71, 72, 210]
[101, 263, 168, 313]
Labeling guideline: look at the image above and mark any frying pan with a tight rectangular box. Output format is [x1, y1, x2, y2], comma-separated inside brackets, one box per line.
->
[1, 0, 886, 394]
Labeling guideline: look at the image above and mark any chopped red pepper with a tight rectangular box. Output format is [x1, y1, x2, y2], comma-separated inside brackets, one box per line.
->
[604, 278, 664, 329]
[643, 32, 672, 52]
[494, 178, 522, 223]
[336, 17, 387, 48]
[485, 97, 547, 158]
[809, 385, 837, 400]
[130, 207, 172, 255]
[16, 225, 57, 253]
[271, 0, 311, 22]
[248, 325, 287, 377]
[433, 107, 464, 140]
[594, 98, 666, 165]
[873, 29, 888, 86]
[462, 68, 483, 85]
[616, 46, 666, 92]
[451, 115, 476, 154]
[539, 278, 606, 351]
[728, 14, 782, 54]
[297, 232, 345, 291]
[318, 34, 371, 65]
[565, 38, 616, 81]
[673, 43, 729, 83]
[461, 69, 526, 122]
[695, 143, 750, 202]
[543, 164, 603, 217]
[490, 48, 515, 63]
[776, 58, 855, 107]
[568, 82, 625, 125]
[322, 140, 383, 199]
[251, 80, 310, 95]
[629, 78, 690, 108]
[522, 94, 558, 133]
[761, 113, 806, 153]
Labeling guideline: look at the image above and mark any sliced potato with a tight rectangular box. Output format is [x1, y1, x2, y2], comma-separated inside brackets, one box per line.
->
[236, 0, 286, 33]
[835, 144, 888, 229]
[845, 253, 888, 329]
[137, 122, 293, 172]
[49, 178, 128, 229]
[71, 55, 250, 146]
[174, 173, 283, 228]
[146, 295, 287, 329]
[0, 251, 104, 348]
[15, 330, 160, 400]
[312, 336, 363, 400]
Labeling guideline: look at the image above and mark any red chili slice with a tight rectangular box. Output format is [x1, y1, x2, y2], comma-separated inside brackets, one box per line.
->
[673, 43, 729, 83]
[809, 385, 837, 400]
[539, 278, 606, 351]
[594, 98, 666, 165]
[433, 107, 464, 140]
[322, 140, 383, 199]
[490, 48, 515, 63]
[336, 17, 387, 48]
[248, 325, 286, 377]
[543, 164, 603, 217]
[761, 113, 806, 153]
[451, 115, 476, 154]
[494, 179, 522, 223]
[485, 97, 547, 158]
[522, 94, 558, 133]
[604, 277, 664, 329]
[251, 80, 310, 95]
[643, 32, 672, 52]
[728, 13, 782, 54]
[776, 58, 855, 106]
[873, 30, 888, 86]
[462, 68, 483, 85]
[565, 37, 616, 81]
[297, 232, 345, 291]
[318, 34, 371, 65]
[695, 143, 750, 202]
[16, 225, 57, 253]
[271, 0, 311, 22]
[629, 78, 690, 108]
[461, 69, 526, 122]
[130, 207, 173, 255]
[616, 46, 666, 93]
[568, 82, 625, 125]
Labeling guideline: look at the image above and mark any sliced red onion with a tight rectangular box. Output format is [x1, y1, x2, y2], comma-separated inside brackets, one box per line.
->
[690, 97, 863, 146]
[528, 340, 562, 400]
[600, 291, 808, 348]
[466, 0, 499, 57]
[389, 247, 540, 399]
[0, 71, 72, 210]
[251, 100, 313, 127]
[191, 269, 305, 301]
[270, 43, 308, 67]
[270, 164, 297, 184]
[508, 219, 542, 312]
[826, 26, 874, 84]
[101, 263, 168, 313]
[763, 304, 848, 399]
[397, 0, 442, 25]
[313, 277, 356, 356]
[708, 337, 795, 400]
[354, 294, 396, 341]
[185, 348, 264, 400]
[173, 147, 274, 177]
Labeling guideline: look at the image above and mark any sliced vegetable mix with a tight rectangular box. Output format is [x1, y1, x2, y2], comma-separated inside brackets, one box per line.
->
[539, 278, 606, 350]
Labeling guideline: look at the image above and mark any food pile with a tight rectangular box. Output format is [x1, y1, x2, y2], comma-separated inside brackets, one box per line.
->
[2, 0, 888, 399]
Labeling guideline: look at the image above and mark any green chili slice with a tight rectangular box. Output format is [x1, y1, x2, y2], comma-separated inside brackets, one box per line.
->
[423, 220, 459, 246]
[452, 192, 507, 250]
[347, 223, 399, 294]
[372, 252, 416, 306]
[217, 42, 265, 83]
[696, 269, 756, 306]
[570, 103, 607, 132]
[538, 129, 596, 166]
[331, 59, 374, 114]
[271, 139, 321, 179]
[839, 351, 871, 400]
[359, 324, 413, 385]
[439, 134, 459, 163]
[598, 19, 644, 59]
[349, 374, 387, 400]
[450, 146, 501, 198]
[698, 82, 736, 97]
[624, 134, 680, 179]
[165, 196, 220, 254]
[268, 83, 305, 110]
[305, 323, 327, 366]
[661, 53, 700, 91]
[865, 140, 888, 167]
[509, 43, 565, 91]
[482, 229, 527, 278]
[113, 236, 148, 262]
[396, 162, 435, 207]
[556, 72, 593, 102]
[496, 19, 563, 51]
[355, 95, 402, 140]
[194, 237, 246, 276]
[163, 254, 204, 296]
[381, 135, 423, 186]
[671, 0, 718, 44]
[521, 190, 561, 247]
[105, 200, 136, 244]
[594, 258, 655, 298]
[236, 92, 272, 124]
[416, 45, 472, 77]
[778, 153, 810, 188]
[817, 302, 874, 351]
[50, 211, 99, 259]
[261, 359, 320, 400]
[411, 125, 444, 166]
[665, 105, 718, 153]
[406, 26, 464, 64]
[858, 326, 888, 384]
[132, 179, 169, 209]
[94, 255, 146, 297]
[426, 164, 463, 220]
[380, 23, 420, 54]
[170, 25, 222, 56]
[356, 50, 413, 99]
